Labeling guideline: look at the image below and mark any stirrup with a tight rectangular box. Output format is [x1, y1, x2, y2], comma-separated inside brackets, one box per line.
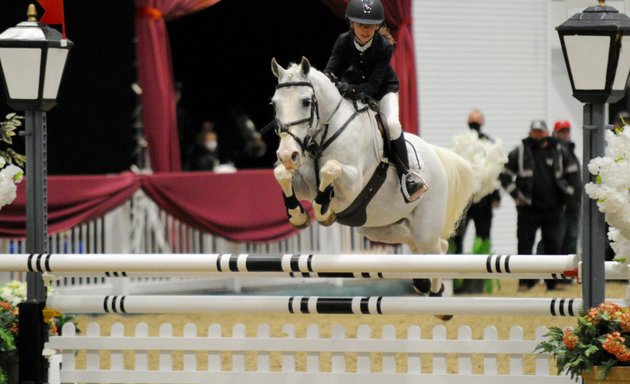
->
[401, 170, 428, 203]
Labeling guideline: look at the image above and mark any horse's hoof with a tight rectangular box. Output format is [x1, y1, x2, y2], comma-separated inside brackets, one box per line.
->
[428, 283, 445, 297]
[317, 211, 336, 226]
[289, 211, 311, 229]
[435, 314, 454, 321]
[291, 219, 310, 230]
[411, 279, 431, 296]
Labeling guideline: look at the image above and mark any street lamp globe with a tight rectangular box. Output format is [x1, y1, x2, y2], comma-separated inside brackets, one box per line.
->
[0, 4, 73, 111]
[557, 0, 630, 104]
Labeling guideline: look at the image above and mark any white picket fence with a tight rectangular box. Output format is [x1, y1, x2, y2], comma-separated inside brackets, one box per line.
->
[46, 321, 576, 384]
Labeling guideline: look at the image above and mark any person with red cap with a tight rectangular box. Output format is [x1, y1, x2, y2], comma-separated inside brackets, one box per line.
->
[544, 120, 581, 261]
[499, 120, 580, 292]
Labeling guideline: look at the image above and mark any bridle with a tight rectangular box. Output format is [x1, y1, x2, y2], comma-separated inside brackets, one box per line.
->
[272, 81, 321, 154]
[271, 80, 349, 159]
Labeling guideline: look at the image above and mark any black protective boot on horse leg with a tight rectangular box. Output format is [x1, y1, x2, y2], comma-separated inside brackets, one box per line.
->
[391, 134, 427, 203]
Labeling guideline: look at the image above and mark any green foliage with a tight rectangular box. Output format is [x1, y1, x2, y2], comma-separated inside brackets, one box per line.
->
[0, 113, 24, 167]
[535, 302, 630, 380]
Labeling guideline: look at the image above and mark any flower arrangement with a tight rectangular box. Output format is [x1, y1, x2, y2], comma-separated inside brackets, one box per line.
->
[584, 124, 630, 262]
[0, 113, 25, 211]
[0, 280, 78, 384]
[535, 301, 630, 380]
[451, 131, 507, 203]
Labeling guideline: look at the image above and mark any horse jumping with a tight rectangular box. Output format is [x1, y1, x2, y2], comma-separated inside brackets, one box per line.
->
[270, 57, 475, 298]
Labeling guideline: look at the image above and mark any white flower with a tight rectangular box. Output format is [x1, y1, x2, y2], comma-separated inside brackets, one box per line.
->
[586, 125, 630, 260]
[452, 131, 507, 203]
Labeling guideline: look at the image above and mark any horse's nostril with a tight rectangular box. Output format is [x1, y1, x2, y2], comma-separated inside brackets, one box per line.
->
[291, 151, 300, 163]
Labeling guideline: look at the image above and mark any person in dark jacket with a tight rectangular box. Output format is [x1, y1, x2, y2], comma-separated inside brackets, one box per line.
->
[323, 0, 426, 203]
[450, 110, 501, 293]
[500, 120, 580, 291]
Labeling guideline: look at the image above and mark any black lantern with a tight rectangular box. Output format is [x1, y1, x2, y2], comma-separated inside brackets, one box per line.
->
[0, 4, 73, 111]
[557, 0, 630, 104]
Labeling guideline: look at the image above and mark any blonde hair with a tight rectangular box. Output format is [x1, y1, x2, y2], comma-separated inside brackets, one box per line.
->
[379, 25, 395, 45]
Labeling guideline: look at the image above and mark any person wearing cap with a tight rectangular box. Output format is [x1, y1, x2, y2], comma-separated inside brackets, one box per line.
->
[499, 120, 580, 291]
[535, 121, 582, 282]
[323, 0, 427, 203]
[552, 120, 581, 255]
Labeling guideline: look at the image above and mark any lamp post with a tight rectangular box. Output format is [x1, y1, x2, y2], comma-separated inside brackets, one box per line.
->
[557, 0, 630, 309]
[0, 4, 72, 384]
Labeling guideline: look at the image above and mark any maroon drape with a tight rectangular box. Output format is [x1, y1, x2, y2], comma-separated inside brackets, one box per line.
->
[0, 171, 302, 243]
[0, 172, 141, 237]
[140, 170, 299, 242]
[135, 0, 221, 173]
[320, 0, 419, 134]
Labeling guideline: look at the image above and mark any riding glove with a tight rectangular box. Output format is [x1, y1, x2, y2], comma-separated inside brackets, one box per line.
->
[337, 82, 355, 96]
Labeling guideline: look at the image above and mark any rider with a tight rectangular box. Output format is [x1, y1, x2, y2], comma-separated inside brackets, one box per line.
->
[323, 0, 427, 202]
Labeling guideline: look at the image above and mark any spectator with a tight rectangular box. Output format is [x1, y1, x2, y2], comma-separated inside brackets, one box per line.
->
[450, 110, 501, 293]
[174, 81, 196, 165]
[185, 120, 220, 171]
[499, 120, 580, 291]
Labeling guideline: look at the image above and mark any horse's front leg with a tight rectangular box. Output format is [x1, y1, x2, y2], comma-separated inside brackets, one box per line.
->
[274, 164, 310, 229]
[312, 159, 344, 226]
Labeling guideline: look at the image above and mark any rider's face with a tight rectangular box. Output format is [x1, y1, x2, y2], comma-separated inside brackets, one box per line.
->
[350, 22, 379, 46]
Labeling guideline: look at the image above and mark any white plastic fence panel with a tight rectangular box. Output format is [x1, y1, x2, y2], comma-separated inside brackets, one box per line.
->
[483, 326, 499, 375]
[406, 325, 421, 374]
[457, 325, 473, 374]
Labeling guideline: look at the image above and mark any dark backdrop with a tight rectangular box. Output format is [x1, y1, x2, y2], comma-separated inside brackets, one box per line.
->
[0, 0, 344, 174]
[167, 0, 346, 168]
[0, 0, 136, 175]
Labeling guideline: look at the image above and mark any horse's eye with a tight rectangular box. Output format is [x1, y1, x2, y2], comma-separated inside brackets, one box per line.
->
[302, 98, 311, 107]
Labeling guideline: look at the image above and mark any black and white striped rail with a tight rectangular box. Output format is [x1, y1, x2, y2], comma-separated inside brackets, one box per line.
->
[0, 253, 582, 276]
[46, 295, 626, 317]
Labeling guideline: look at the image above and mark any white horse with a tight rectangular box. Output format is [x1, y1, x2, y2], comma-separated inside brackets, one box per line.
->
[271, 57, 475, 299]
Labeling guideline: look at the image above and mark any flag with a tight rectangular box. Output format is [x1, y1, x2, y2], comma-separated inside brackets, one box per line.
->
[38, 0, 66, 37]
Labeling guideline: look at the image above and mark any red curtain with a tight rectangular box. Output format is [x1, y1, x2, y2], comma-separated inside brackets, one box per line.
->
[320, 0, 419, 134]
[0, 171, 301, 243]
[140, 170, 300, 242]
[0, 173, 141, 237]
[135, 0, 222, 173]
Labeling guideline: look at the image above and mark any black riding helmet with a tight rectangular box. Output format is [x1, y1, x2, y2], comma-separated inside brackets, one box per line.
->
[345, 0, 385, 25]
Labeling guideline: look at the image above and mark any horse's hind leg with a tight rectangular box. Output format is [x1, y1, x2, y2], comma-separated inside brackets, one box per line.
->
[274, 164, 310, 229]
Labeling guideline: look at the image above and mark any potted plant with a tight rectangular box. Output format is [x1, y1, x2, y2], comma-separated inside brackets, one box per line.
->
[0, 281, 78, 384]
[536, 301, 630, 383]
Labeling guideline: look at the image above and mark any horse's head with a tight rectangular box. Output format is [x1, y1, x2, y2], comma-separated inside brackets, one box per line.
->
[271, 56, 319, 171]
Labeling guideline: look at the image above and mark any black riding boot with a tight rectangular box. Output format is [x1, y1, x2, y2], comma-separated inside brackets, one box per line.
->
[391, 134, 426, 202]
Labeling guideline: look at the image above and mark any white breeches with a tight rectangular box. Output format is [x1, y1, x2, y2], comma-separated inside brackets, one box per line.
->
[379, 92, 402, 139]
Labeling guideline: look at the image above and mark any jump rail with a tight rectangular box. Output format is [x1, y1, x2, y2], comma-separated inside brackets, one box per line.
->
[45, 295, 627, 316]
[1, 253, 582, 276]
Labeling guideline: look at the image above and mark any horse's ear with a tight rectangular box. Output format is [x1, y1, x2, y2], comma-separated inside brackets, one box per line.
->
[300, 56, 311, 76]
[271, 57, 285, 79]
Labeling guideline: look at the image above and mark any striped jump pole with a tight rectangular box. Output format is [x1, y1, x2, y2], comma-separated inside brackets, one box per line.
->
[51, 259, 629, 280]
[45, 294, 626, 317]
[0, 253, 581, 276]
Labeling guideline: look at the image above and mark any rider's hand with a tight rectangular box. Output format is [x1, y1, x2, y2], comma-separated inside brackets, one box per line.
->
[325, 72, 339, 83]
[337, 82, 355, 96]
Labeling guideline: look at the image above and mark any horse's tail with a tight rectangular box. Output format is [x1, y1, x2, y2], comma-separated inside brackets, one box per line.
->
[432, 145, 475, 240]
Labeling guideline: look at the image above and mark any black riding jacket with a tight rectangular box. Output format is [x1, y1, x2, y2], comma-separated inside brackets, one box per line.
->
[324, 31, 399, 100]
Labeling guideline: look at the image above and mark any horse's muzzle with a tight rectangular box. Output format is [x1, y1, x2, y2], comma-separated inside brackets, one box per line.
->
[277, 149, 302, 171]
